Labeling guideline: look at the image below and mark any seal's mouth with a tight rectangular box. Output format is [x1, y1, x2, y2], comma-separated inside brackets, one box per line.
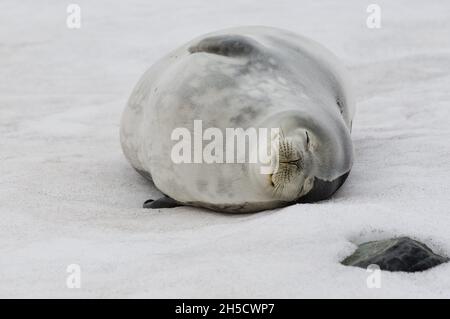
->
[271, 162, 303, 191]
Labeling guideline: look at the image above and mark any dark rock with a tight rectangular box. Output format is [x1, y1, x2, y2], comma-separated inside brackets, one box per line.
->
[342, 237, 449, 272]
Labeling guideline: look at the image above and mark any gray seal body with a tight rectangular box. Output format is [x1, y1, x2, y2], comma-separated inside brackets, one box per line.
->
[120, 26, 355, 212]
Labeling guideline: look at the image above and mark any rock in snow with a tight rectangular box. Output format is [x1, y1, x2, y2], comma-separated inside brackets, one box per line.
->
[342, 237, 449, 272]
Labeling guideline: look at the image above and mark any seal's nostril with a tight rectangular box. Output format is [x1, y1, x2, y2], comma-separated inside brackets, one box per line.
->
[280, 159, 300, 167]
[279, 156, 304, 170]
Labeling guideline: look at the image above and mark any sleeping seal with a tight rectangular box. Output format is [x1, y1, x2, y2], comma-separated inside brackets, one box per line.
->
[120, 26, 355, 213]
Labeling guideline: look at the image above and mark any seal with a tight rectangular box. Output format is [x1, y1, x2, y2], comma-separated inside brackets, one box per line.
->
[120, 26, 355, 213]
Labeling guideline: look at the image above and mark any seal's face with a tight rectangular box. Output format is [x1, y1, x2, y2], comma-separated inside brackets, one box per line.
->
[270, 128, 316, 201]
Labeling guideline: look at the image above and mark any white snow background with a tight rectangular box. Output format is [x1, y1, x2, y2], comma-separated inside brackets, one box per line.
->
[1, 0, 450, 298]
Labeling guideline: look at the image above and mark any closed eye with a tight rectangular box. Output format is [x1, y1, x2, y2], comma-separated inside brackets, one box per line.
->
[305, 131, 310, 146]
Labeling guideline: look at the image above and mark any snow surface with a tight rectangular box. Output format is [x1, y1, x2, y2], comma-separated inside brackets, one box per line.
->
[1, 0, 450, 298]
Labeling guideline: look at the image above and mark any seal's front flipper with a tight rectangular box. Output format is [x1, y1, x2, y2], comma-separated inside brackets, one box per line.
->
[188, 35, 262, 57]
[143, 196, 182, 209]
[297, 171, 350, 203]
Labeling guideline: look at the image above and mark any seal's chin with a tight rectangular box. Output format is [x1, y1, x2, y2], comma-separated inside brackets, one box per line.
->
[271, 160, 314, 202]
[271, 169, 306, 201]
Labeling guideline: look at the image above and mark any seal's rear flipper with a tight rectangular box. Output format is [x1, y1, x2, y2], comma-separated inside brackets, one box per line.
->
[143, 196, 182, 209]
[188, 35, 261, 57]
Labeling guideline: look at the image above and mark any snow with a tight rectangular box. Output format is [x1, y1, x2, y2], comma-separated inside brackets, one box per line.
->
[1, 0, 450, 298]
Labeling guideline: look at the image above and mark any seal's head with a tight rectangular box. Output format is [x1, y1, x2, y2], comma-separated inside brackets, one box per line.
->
[252, 109, 353, 204]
